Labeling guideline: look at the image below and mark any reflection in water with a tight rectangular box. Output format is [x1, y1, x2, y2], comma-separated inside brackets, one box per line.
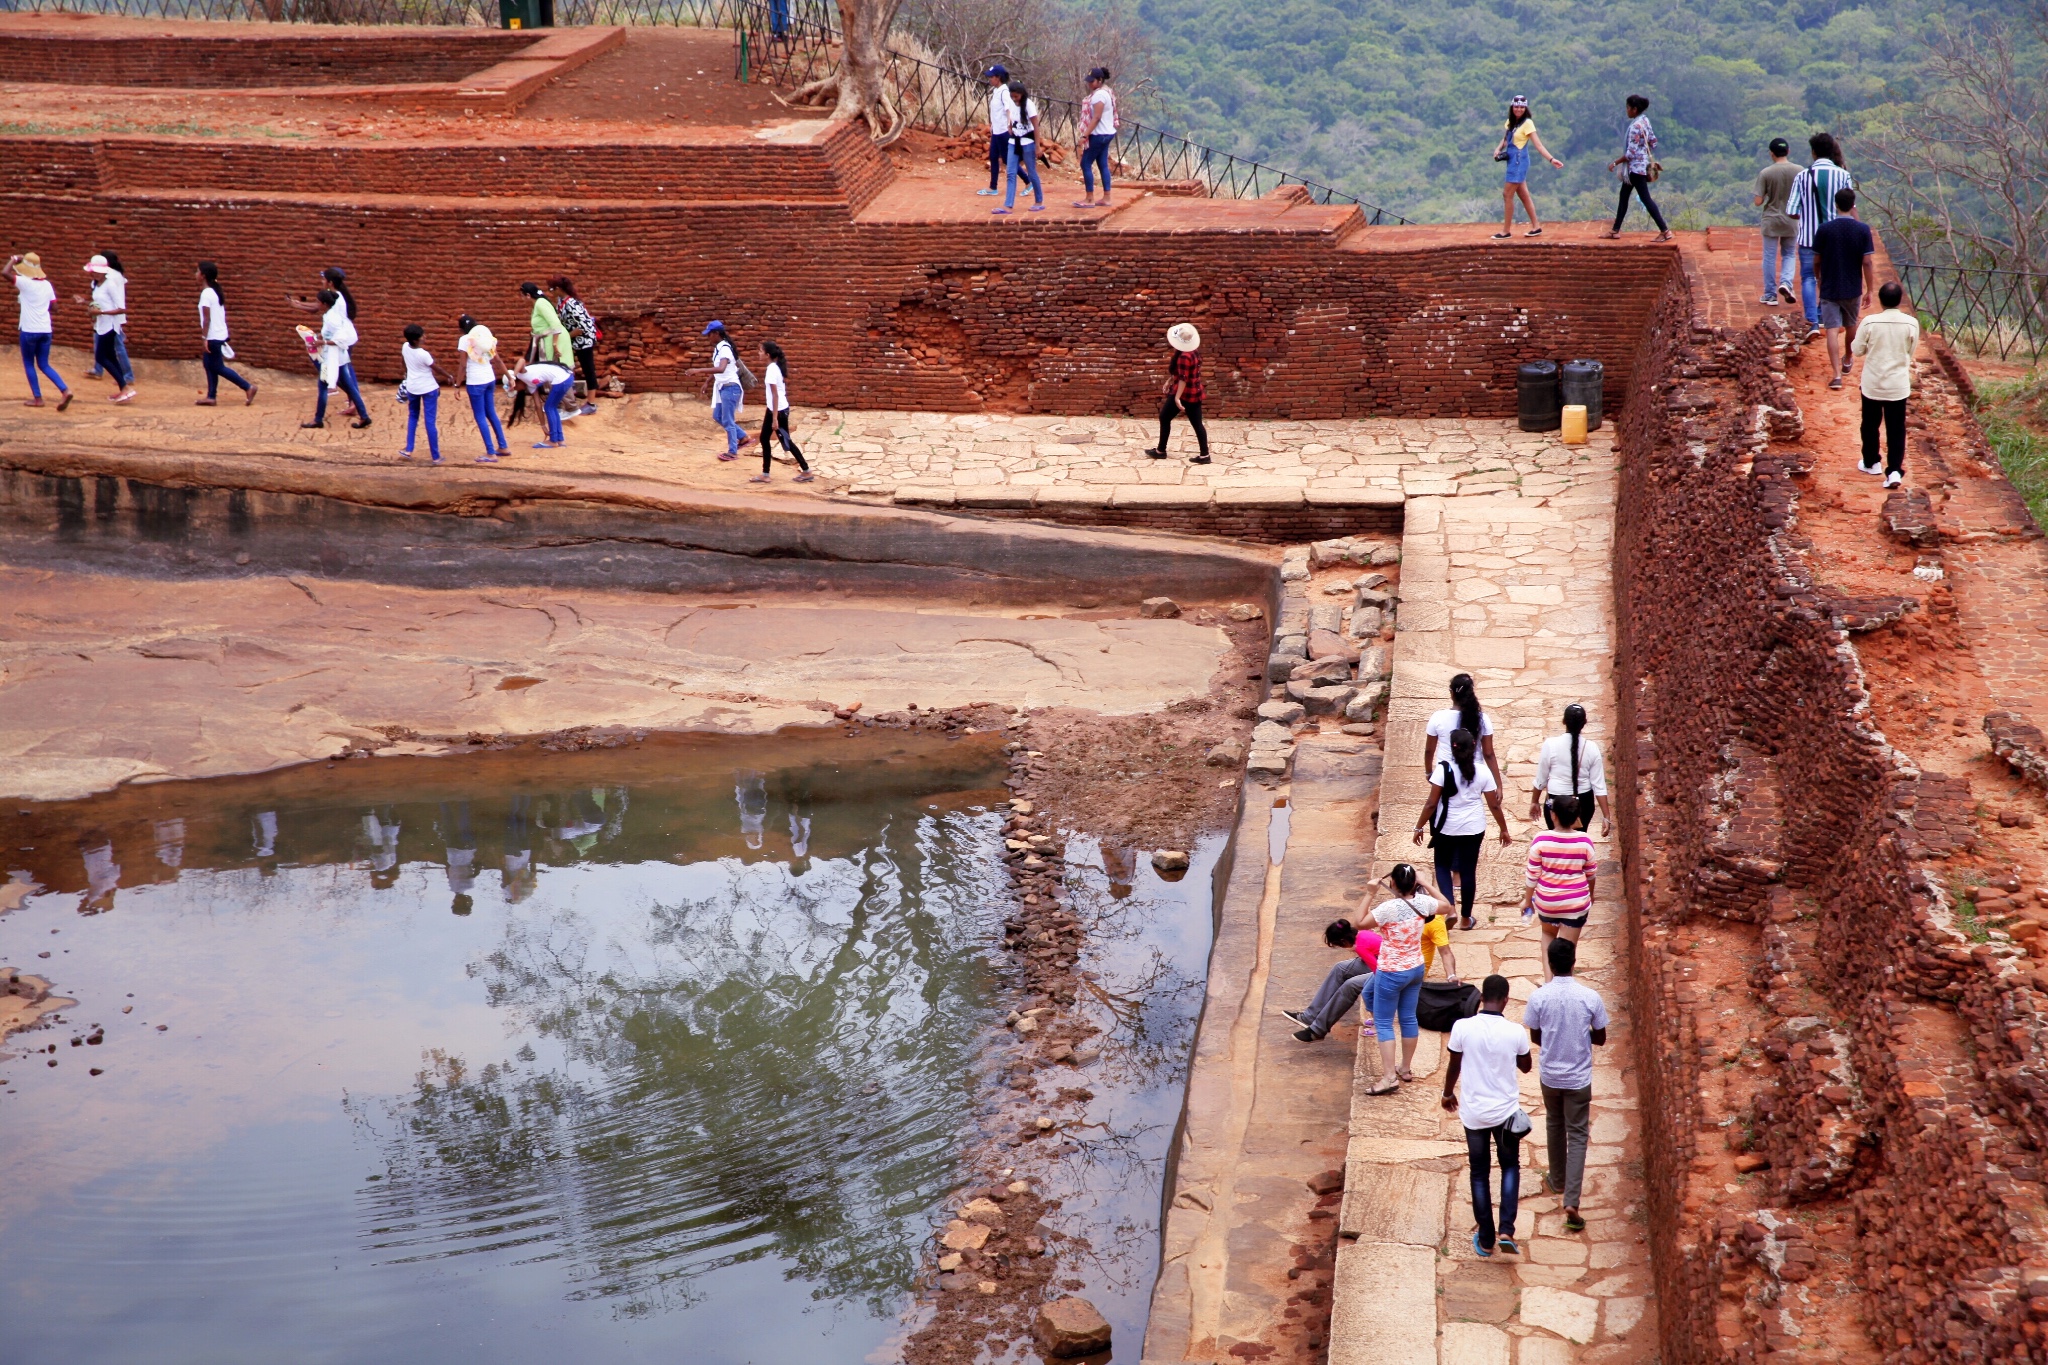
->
[0, 747, 1020, 1364]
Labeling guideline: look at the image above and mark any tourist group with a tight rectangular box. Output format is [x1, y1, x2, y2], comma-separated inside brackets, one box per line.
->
[1, 255, 817, 484]
[1281, 673, 1612, 1256]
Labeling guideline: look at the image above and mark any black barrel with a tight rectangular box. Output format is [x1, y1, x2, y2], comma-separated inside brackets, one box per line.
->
[1517, 360, 1561, 432]
[1561, 358, 1605, 430]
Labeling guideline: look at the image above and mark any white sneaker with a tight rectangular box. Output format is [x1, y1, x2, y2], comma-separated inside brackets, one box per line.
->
[1858, 461, 1882, 477]
[1885, 471, 1902, 488]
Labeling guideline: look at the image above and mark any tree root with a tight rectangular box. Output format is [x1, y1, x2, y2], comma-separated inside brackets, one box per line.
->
[774, 69, 907, 145]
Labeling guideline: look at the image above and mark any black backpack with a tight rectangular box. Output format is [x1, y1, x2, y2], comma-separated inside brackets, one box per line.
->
[1417, 980, 1482, 1032]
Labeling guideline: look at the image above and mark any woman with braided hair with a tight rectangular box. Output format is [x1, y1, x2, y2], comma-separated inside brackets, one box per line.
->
[1528, 703, 1613, 836]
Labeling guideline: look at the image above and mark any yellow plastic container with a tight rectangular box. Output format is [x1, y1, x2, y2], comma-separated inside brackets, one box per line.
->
[1560, 404, 1588, 445]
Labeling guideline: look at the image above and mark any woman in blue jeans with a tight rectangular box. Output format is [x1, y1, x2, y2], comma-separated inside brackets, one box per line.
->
[455, 315, 509, 461]
[510, 360, 575, 449]
[1363, 864, 1450, 1095]
[1073, 67, 1117, 209]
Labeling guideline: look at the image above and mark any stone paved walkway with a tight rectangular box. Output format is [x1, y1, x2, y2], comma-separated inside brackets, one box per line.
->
[1328, 438, 1657, 1365]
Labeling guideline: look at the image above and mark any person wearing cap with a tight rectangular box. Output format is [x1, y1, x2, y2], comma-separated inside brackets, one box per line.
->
[6, 252, 71, 411]
[78, 252, 136, 403]
[1754, 138, 1803, 306]
[1492, 97, 1562, 239]
[1074, 67, 1118, 209]
[1145, 323, 1210, 464]
[689, 320, 751, 460]
[979, 65, 1017, 198]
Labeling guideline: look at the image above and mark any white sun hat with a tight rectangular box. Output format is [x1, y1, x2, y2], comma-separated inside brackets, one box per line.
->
[1167, 323, 1201, 351]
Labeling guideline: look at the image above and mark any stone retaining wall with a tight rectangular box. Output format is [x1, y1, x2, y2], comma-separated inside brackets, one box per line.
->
[1615, 255, 2048, 1363]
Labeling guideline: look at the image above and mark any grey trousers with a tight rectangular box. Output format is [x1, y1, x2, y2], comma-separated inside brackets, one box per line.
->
[1543, 1082, 1593, 1207]
[1303, 958, 1374, 1038]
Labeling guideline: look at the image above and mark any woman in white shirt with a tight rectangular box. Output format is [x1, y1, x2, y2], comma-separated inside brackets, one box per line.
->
[1414, 727, 1514, 930]
[1362, 863, 1451, 1095]
[1528, 703, 1613, 835]
[455, 314, 509, 462]
[994, 80, 1044, 214]
[1073, 67, 1117, 209]
[1422, 673, 1504, 791]
[509, 358, 575, 449]
[397, 324, 455, 464]
[7, 251, 72, 411]
[304, 287, 369, 430]
[194, 261, 255, 406]
[751, 340, 814, 484]
[78, 253, 135, 402]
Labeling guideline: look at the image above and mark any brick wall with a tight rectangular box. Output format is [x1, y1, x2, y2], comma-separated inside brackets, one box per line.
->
[1614, 264, 2048, 1363]
[0, 29, 529, 87]
[0, 127, 1666, 418]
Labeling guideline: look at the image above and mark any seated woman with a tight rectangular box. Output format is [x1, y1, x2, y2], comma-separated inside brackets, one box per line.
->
[1284, 917, 1382, 1042]
[1523, 794, 1597, 979]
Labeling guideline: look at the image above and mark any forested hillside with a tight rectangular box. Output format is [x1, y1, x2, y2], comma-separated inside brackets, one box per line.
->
[1135, 0, 2019, 226]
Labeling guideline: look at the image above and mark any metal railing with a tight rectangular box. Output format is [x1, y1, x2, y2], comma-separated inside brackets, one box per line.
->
[1900, 262, 2048, 363]
[15, 0, 1411, 223]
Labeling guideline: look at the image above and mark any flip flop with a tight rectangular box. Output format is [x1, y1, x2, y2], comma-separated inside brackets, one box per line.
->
[1496, 1236, 1520, 1256]
[1396, 1067, 1415, 1082]
[1471, 1232, 1493, 1258]
[1366, 1075, 1400, 1096]
[57, 392, 74, 412]
[245, 384, 259, 406]
[794, 471, 815, 483]
[718, 452, 738, 461]
[748, 473, 770, 482]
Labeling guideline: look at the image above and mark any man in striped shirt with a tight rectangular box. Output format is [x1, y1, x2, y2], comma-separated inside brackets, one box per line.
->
[1785, 132, 1854, 340]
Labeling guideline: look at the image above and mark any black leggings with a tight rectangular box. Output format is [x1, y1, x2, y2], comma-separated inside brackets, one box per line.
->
[1158, 397, 1209, 459]
[1543, 793, 1598, 831]
[573, 344, 598, 399]
[1612, 172, 1669, 232]
[760, 408, 808, 473]
[1862, 396, 1906, 475]
[1433, 832, 1484, 920]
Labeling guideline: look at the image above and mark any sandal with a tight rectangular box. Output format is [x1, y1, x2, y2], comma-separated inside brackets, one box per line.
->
[1396, 1067, 1415, 1083]
[1601, 230, 1622, 240]
[1459, 915, 1475, 931]
[194, 397, 218, 406]
[57, 391, 74, 412]
[1564, 1209, 1586, 1233]
[717, 451, 738, 461]
[794, 471, 815, 483]
[245, 383, 259, 406]
[748, 473, 770, 482]
[1657, 231, 1675, 242]
[1366, 1075, 1400, 1096]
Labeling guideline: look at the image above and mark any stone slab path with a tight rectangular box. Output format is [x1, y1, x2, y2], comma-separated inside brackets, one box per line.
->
[1328, 433, 1658, 1365]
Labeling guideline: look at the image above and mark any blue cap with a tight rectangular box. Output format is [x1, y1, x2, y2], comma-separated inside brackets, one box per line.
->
[702, 320, 724, 335]
[984, 64, 1008, 79]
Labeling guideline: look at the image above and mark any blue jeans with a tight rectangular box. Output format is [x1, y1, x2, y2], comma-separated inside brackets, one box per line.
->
[1761, 235, 1797, 301]
[538, 377, 571, 444]
[314, 362, 366, 424]
[18, 332, 66, 399]
[712, 383, 744, 453]
[203, 339, 250, 399]
[1371, 963, 1425, 1041]
[405, 387, 440, 459]
[467, 380, 507, 454]
[93, 330, 132, 388]
[1005, 139, 1042, 208]
[1081, 132, 1113, 195]
[1466, 1121, 1523, 1249]
[1798, 246, 1821, 326]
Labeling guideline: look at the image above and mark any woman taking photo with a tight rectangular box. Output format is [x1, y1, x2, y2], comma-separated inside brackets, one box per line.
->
[1528, 703, 1613, 835]
[1523, 795, 1597, 978]
[1362, 865, 1449, 1095]
[1415, 728, 1515, 930]
[1492, 96, 1563, 239]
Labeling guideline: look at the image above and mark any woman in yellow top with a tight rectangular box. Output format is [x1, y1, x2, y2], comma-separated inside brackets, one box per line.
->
[1493, 96, 1563, 239]
[521, 281, 571, 366]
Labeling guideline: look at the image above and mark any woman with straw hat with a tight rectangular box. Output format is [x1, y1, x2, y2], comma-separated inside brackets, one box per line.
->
[1145, 322, 1210, 464]
[78, 253, 137, 403]
[7, 252, 72, 411]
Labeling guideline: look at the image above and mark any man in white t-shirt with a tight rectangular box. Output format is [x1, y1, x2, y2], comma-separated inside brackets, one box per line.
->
[1444, 974, 1533, 1257]
[7, 252, 72, 410]
[979, 64, 1016, 198]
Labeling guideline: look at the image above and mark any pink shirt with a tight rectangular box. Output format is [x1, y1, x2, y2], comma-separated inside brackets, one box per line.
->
[1352, 928, 1383, 971]
[1526, 829, 1595, 919]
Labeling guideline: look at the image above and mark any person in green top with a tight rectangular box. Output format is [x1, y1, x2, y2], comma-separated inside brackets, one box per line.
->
[520, 280, 571, 366]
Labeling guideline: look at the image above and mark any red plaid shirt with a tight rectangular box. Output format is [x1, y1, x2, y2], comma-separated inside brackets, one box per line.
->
[1170, 348, 1204, 405]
